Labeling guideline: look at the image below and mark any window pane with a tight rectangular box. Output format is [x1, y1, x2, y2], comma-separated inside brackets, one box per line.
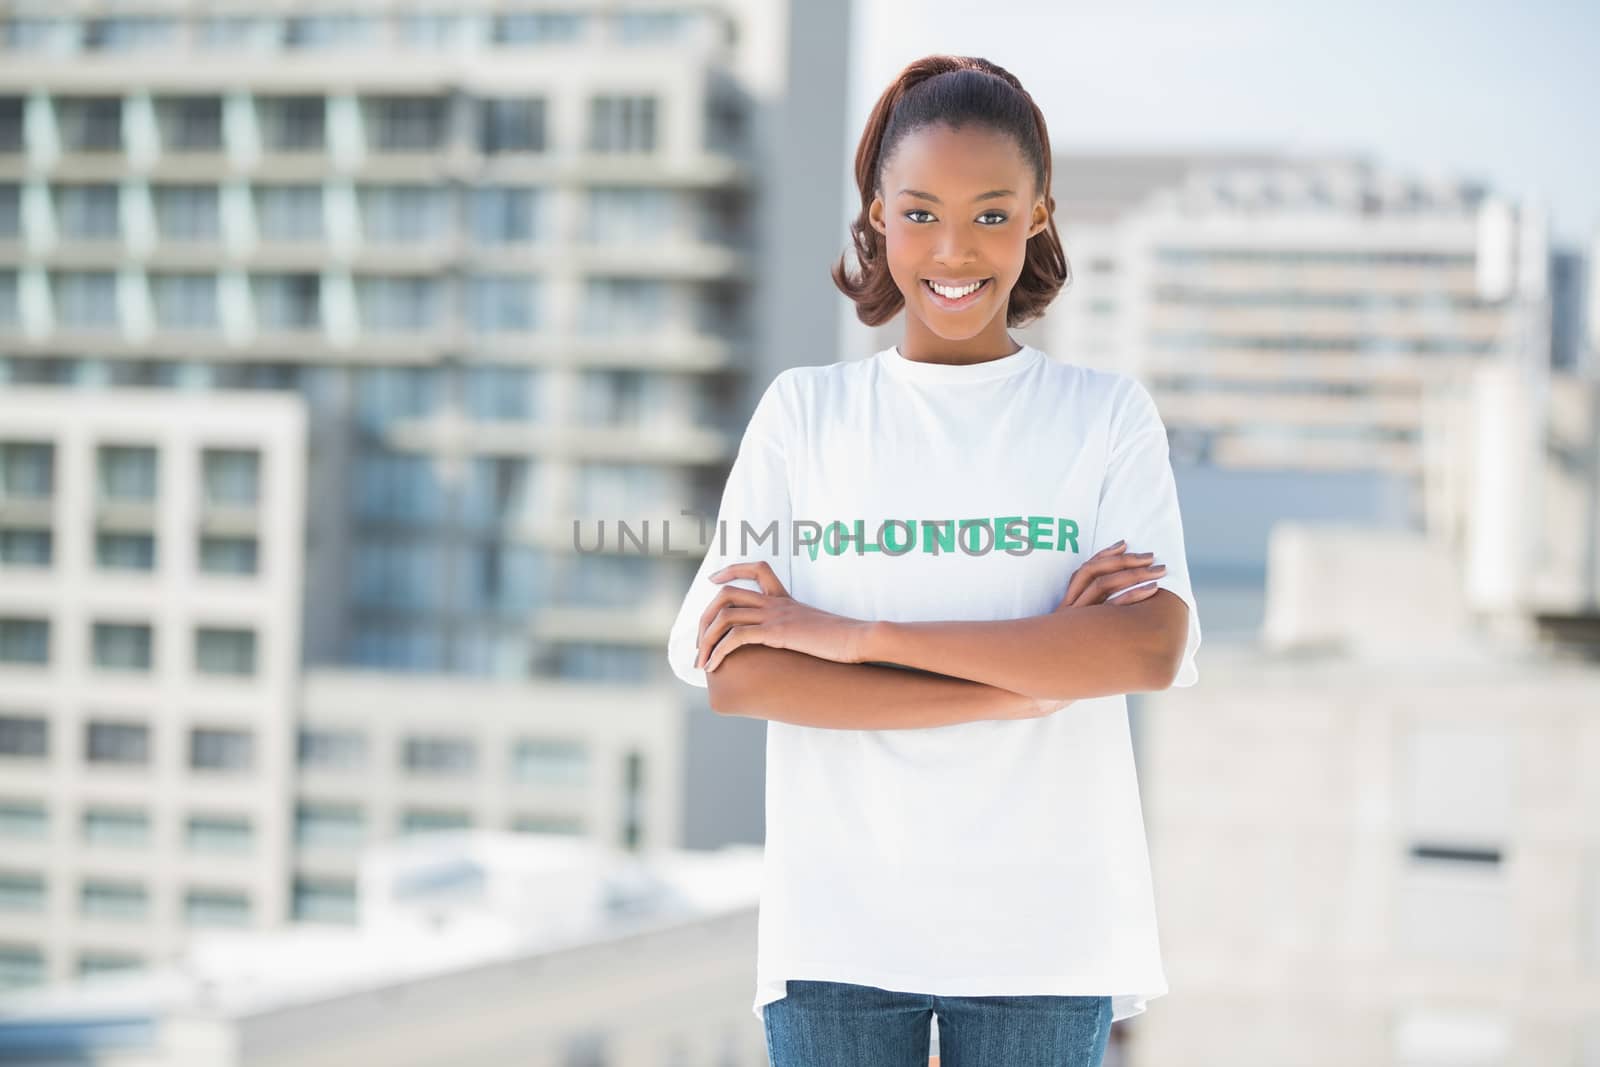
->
[199, 535, 258, 575]
[97, 445, 157, 500]
[189, 727, 253, 771]
[95, 532, 155, 571]
[0, 715, 48, 757]
[0, 619, 50, 665]
[55, 272, 119, 329]
[202, 449, 260, 507]
[153, 185, 220, 241]
[0, 443, 54, 498]
[257, 96, 325, 152]
[83, 809, 149, 846]
[195, 627, 256, 676]
[150, 273, 218, 330]
[255, 184, 323, 241]
[185, 816, 253, 853]
[0, 529, 52, 566]
[56, 184, 120, 240]
[85, 721, 149, 764]
[156, 97, 224, 152]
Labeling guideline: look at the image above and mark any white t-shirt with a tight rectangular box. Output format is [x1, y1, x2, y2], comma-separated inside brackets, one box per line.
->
[666, 342, 1201, 1024]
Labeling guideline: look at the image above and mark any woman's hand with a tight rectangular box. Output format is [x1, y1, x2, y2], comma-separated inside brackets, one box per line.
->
[695, 561, 870, 673]
[1055, 539, 1167, 612]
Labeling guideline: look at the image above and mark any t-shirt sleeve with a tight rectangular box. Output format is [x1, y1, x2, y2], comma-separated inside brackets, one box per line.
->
[665, 371, 796, 689]
[1089, 375, 1202, 688]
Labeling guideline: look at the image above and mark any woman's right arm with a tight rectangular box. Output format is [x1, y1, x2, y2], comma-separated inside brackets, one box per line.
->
[706, 644, 1045, 730]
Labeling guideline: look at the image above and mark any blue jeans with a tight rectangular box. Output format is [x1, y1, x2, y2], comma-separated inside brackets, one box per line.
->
[763, 979, 1113, 1066]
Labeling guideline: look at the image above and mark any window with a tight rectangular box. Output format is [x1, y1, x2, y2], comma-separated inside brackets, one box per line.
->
[583, 187, 673, 244]
[284, 15, 376, 49]
[360, 185, 446, 243]
[356, 276, 439, 332]
[510, 738, 589, 786]
[257, 96, 325, 152]
[458, 542, 540, 615]
[0, 529, 51, 566]
[189, 727, 253, 772]
[587, 94, 657, 153]
[56, 184, 120, 240]
[467, 275, 535, 332]
[183, 889, 250, 927]
[81, 880, 147, 920]
[97, 445, 157, 501]
[82, 808, 149, 847]
[350, 624, 442, 671]
[292, 877, 356, 923]
[78, 953, 144, 980]
[353, 451, 444, 521]
[108, 360, 181, 387]
[185, 815, 252, 853]
[579, 278, 667, 336]
[403, 736, 475, 776]
[202, 449, 260, 507]
[295, 803, 364, 847]
[85, 721, 149, 765]
[0, 873, 45, 912]
[576, 368, 662, 428]
[471, 187, 537, 244]
[352, 536, 440, 610]
[57, 98, 123, 152]
[477, 99, 546, 154]
[0, 619, 50, 666]
[560, 553, 652, 609]
[0, 442, 53, 499]
[365, 96, 447, 152]
[353, 367, 441, 431]
[0, 715, 47, 757]
[150, 273, 218, 329]
[253, 273, 320, 330]
[0, 96, 24, 152]
[255, 184, 323, 241]
[153, 185, 220, 241]
[493, 12, 584, 43]
[0, 803, 47, 839]
[194, 16, 282, 51]
[95, 532, 155, 571]
[0, 271, 16, 327]
[463, 366, 538, 421]
[0, 947, 44, 990]
[400, 809, 470, 835]
[85, 18, 177, 51]
[156, 97, 224, 152]
[55, 271, 119, 329]
[0, 184, 17, 238]
[199, 536, 258, 575]
[297, 728, 367, 770]
[510, 813, 584, 835]
[195, 627, 256, 676]
[549, 642, 650, 683]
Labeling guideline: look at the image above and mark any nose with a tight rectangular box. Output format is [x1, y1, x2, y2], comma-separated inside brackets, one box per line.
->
[932, 229, 977, 267]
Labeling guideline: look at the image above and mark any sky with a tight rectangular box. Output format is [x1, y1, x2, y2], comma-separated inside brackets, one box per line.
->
[851, 0, 1598, 247]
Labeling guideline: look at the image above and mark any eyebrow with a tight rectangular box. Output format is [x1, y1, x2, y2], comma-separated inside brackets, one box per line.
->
[896, 188, 1016, 204]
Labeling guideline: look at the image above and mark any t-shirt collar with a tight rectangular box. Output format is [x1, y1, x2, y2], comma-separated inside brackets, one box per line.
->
[876, 342, 1042, 384]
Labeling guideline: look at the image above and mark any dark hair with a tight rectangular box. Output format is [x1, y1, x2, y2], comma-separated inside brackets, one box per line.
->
[831, 55, 1070, 328]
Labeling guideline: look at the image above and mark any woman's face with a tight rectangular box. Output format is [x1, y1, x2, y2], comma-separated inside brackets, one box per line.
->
[868, 123, 1049, 350]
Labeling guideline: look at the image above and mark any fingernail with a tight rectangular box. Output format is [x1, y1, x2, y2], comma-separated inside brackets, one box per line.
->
[1113, 539, 1126, 547]
[1153, 563, 1166, 570]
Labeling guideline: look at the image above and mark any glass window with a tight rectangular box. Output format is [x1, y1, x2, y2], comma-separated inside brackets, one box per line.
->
[400, 809, 470, 834]
[202, 449, 260, 507]
[0, 443, 53, 499]
[57, 97, 123, 152]
[291, 877, 356, 923]
[510, 813, 584, 835]
[356, 276, 439, 332]
[463, 365, 537, 420]
[579, 278, 667, 336]
[477, 99, 545, 154]
[95, 532, 155, 571]
[0, 947, 45, 989]
[183, 889, 250, 927]
[189, 727, 253, 771]
[359, 185, 446, 242]
[81, 880, 148, 920]
[153, 185, 220, 241]
[252, 273, 321, 330]
[0, 803, 47, 839]
[458, 541, 541, 615]
[156, 97, 224, 152]
[85, 721, 149, 765]
[350, 624, 442, 672]
[353, 367, 441, 431]
[194, 627, 256, 676]
[550, 642, 650, 682]
[294, 803, 364, 847]
[284, 15, 376, 49]
[0, 271, 16, 327]
[398, 15, 461, 47]
[92, 622, 153, 670]
[461, 456, 532, 525]
[255, 184, 323, 241]
[185, 815, 252, 853]
[297, 728, 367, 770]
[353, 450, 444, 521]
[0, 715, 48, 757]
[0, 97, 20, 152]
[351, 536, 440, 610]
[587, 95, 657, 153]
[583, 187, 673, 244]
[365, 96, 447, 153]
[612, 11, 687, 43]
[0, 528, 52, 566]
[82, 809, 149, 847]
[54, 271, 119, 329]
[108, 360, 181, 387]
[509, 738, 588, 786]
[493, 13, 584, 43]
[256, 96, 325, 152]
[85, 18, 178, 51]
[56, 184, 120, 240]
[194, 16, 282, 51]
[78, 953, 144, 980]
[0, 873, 46, 912]
[471, 186, 537, 244]
[0, 183, 17, 237]
[0, 618, 49, 665]
[560, 552, 651, 609]
[467, 275, 535, 332]
[97, 445, 157, 501]
[150, 273, 218, 330]
[199, 535, 258, 575]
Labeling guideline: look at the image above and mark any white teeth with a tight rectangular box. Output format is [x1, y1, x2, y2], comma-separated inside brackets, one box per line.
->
[928, 279, 983, 299]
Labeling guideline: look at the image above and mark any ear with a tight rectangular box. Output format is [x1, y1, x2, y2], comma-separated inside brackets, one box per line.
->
[868, 194, 886, 235]
[1028, 199, 1049, 239]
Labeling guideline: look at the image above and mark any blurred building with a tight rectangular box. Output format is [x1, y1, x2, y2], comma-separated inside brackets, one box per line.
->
[0, 832, 768, 1066]
[0, 0, 851, 995]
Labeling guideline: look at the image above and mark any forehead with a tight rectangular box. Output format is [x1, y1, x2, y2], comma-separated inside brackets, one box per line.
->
[882, 124, 1030, 192]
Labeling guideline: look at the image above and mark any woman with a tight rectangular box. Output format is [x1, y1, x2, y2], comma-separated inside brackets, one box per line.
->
[667, 54, 1202, 1067]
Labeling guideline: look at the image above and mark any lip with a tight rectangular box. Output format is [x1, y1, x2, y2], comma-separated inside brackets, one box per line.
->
[921, 276, 992, 311]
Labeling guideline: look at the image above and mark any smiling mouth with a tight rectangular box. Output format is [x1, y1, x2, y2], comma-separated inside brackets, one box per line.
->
[922, 278, 992, 307]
